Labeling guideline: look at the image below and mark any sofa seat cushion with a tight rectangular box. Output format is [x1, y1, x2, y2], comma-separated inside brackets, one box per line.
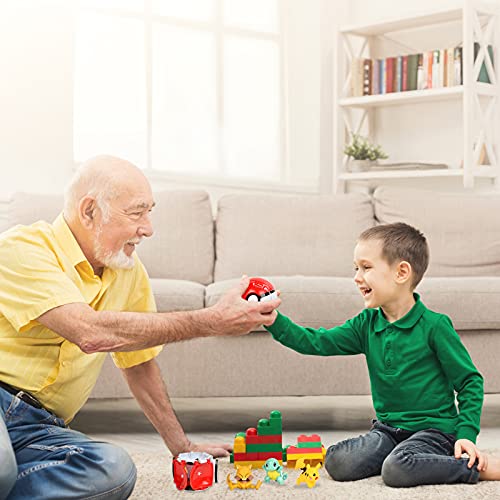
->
[214, 193, 374, 281]
[418, 277, 500, 330]
[373, 186, 500, 277]
[150, 279, 205, 313]
[206, 276, 365, 331]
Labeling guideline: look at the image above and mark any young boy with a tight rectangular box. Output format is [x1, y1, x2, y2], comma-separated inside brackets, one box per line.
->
[266, 222, 500, 487]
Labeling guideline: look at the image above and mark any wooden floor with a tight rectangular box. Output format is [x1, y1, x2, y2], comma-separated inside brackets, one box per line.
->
[72, 394, 500, 454]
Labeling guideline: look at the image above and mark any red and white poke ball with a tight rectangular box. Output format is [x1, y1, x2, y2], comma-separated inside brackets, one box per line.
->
[242, 277, 277, 303]
[172, 452, 217, 491]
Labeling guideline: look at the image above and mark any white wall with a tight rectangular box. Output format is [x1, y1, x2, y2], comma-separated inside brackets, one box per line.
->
[0, 0, 74, 196]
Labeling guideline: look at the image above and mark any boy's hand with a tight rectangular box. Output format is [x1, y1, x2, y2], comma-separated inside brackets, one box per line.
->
[210, 275, 281, 336]
[454, 438, 488, 471]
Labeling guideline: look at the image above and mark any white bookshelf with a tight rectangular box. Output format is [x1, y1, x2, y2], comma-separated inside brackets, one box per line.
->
[333, 0, 500, 193]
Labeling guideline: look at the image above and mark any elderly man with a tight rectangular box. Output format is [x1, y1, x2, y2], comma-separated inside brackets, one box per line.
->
[0, 156, 280, 499]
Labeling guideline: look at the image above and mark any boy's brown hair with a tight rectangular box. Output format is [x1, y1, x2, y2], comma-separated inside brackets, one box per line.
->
[359, 222, 429, 288]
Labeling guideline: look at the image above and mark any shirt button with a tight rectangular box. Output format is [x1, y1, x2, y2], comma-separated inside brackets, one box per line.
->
[386, 342, 391, 349]
[386, 359, 392, 366]
[387, 327, 392, 333]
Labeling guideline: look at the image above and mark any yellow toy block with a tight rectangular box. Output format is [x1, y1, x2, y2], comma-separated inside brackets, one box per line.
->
[233, 436, 246, 454]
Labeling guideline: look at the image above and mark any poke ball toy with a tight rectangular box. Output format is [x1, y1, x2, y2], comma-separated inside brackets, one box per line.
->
[172, 452, 218, 491]
[242, 277, 277, 302]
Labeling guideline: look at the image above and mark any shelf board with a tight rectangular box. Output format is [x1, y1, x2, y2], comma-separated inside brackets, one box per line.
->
[340, 8, 463, 36]
[340, 86, 463, 108]
[338, 167, 498, 180]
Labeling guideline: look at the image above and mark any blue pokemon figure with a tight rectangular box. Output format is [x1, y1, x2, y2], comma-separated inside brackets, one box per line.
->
[262, 458, 288, 484]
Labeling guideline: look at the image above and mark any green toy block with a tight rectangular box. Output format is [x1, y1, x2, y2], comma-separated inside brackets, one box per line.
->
[257, 411, 282, 435]
[230, 453, 234, 463]
[298, 441, 322, 448]
[246, 443, 283, 453]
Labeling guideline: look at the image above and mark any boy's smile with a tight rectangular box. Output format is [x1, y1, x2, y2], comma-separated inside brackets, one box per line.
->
[353, 238, 414, 320]
[354, 240, 397, 307]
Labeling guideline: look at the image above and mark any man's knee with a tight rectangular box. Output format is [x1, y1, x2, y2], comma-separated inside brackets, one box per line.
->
[381, 451, 413, 488]
[0, 449, 17, 500]
[90, 444, 137, 499]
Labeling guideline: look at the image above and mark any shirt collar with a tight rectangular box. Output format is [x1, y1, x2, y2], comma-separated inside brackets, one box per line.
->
[373, 293, 426, 333]
[52, 213, 117, 284]
[53, 213, 88, 268]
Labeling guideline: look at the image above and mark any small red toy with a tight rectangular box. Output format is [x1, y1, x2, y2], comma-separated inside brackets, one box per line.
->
[242, 277, 277, 302]
[172, 452, 217, 491]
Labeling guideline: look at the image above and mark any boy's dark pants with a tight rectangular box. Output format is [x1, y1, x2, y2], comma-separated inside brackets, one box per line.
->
[325, 420, 480, 487]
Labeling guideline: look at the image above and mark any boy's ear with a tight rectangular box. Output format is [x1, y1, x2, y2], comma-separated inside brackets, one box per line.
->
[396, 261, 412, 284]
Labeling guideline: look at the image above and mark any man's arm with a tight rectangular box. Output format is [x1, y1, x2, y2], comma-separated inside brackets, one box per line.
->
[37, 277, 280, 354]
[121, 359, 231, 458]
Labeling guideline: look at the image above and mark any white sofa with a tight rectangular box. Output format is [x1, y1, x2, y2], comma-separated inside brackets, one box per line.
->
[1, 187, 499, 400]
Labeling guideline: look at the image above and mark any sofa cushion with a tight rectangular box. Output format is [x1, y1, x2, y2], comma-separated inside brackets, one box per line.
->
[417, 277, 500, 330]
[136, 190, 214, 284]
[214, 193, 374, 281]
[0, 192, 63, 233]
[150, 278, 205, 313]
[206, 276, 365, 331]
[373, 186, 500, 277]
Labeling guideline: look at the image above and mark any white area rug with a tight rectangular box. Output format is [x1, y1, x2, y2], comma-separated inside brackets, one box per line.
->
[131, 451, 500, 499]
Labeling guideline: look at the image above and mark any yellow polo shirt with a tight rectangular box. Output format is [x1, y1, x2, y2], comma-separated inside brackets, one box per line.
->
[0, 213, 162, 423]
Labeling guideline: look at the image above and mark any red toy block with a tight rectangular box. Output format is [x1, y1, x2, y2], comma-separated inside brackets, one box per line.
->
[245, 434, 282, 445]
[287, 446, 323, 455]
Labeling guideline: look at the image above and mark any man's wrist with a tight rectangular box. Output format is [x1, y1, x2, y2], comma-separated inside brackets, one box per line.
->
[192, 306, 224, 338]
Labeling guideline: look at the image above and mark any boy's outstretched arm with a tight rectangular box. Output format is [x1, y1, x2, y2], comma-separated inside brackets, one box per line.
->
[265, 311, 365, 356]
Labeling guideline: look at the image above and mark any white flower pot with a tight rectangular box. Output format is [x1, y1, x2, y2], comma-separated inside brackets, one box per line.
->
[348, 159, 376, 172]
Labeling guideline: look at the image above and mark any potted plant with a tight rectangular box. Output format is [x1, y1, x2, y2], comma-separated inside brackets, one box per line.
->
[344, 133, 388, 172]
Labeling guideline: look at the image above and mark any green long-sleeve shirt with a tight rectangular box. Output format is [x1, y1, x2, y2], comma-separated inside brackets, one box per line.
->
[266, 294, 484, 443]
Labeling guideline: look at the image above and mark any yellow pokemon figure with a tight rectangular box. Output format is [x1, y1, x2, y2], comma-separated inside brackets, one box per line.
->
[295, 458, 322, 488]
[226, 464, 262, 490]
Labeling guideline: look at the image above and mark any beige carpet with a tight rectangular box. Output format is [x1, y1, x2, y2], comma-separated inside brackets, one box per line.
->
[131, 451, 500, 499]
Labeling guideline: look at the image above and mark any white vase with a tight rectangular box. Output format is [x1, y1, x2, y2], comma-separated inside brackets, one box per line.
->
[349, 159, 376, 172]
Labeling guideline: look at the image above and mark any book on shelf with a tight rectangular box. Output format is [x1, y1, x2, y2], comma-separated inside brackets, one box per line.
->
[453, 47, 462, 85]
[417, 53, 424, 90]
[407, 54, 419, 91]
[363, 59, 372, 95]
[348, 41, 493, 97]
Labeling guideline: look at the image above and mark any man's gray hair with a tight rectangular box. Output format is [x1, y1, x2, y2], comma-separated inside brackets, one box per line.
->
[63, 157, 118, 222]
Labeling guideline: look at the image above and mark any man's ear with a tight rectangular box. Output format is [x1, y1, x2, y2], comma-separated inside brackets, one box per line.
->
[396, 261, 412, 285]
[79, 196, 97, 229]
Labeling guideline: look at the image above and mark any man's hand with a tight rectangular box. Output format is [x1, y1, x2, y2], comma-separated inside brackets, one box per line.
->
[187, 441, 233, 459]
[209, 276, 281, 337]
[454, 438, 488, 471]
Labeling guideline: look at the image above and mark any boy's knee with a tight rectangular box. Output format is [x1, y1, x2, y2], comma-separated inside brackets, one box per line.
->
[381, 452, 413, 488]
[325, 444, 358, 482]
[0, 449, 17, 500]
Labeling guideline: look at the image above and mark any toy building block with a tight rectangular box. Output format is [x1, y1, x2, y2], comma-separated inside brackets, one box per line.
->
[230, 410, 285, 468]
[285, 434, 326, 469]
[257, 410, 282, 435]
